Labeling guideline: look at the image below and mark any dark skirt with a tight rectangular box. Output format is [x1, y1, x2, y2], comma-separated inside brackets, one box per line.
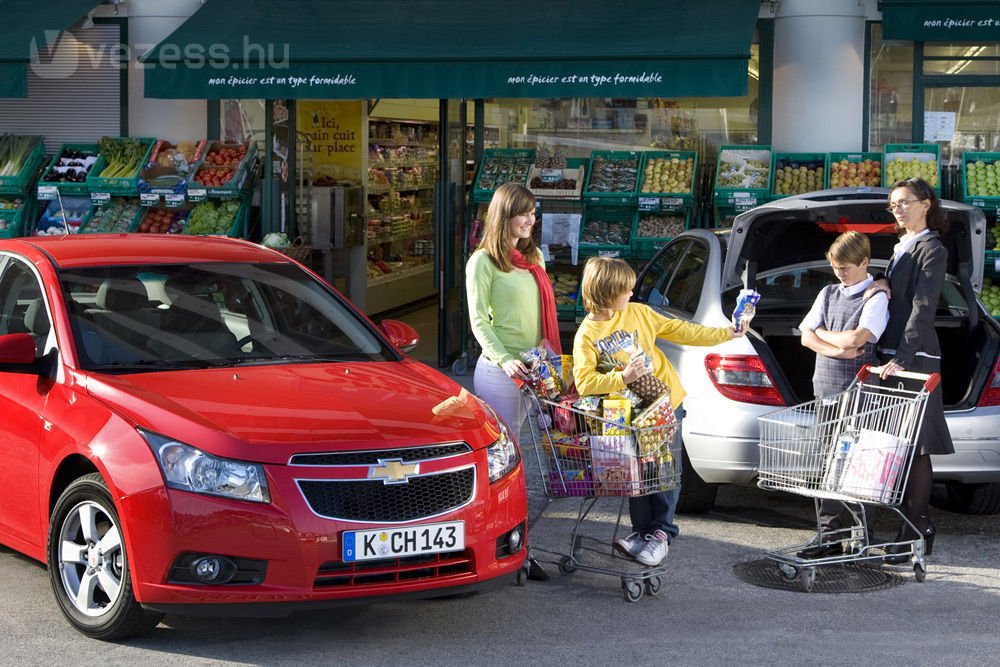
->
[876, 354, 954, 456]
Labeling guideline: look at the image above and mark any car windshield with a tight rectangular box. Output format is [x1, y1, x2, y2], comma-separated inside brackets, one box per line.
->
[61, 262, 393, 371]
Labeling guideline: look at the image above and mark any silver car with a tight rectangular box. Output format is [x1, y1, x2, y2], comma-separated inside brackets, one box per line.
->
[634, 188, 1000, 515]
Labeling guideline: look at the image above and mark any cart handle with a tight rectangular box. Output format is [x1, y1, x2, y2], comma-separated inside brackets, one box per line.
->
[857, 364, 941, 392]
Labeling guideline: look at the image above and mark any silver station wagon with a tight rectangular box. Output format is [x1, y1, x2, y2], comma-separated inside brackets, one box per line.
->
[634, 188, 1000, 515]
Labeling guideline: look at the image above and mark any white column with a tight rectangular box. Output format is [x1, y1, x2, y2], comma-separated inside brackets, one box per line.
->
[771, 0, 873, 152]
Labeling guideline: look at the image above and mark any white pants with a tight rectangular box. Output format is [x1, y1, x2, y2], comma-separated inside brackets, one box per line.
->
[473, 354, 526, 433]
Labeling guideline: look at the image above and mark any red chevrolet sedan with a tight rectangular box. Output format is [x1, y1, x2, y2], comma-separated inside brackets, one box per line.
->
[0, 234, 527, 639]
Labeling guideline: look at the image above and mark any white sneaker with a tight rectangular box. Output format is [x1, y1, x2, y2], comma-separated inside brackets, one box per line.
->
[613, 532, 646, 558]
[635, 530, 669, 567]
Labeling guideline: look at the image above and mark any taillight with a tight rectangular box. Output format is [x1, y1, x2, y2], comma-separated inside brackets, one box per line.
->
[704, 354, 786, 406]
[978, 356, 1000, 407]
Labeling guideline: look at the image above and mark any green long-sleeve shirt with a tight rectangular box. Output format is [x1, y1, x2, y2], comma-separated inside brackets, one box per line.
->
[465, 249, 543, 366]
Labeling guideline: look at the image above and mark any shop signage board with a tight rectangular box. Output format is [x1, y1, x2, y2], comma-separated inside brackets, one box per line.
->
[882, 1, 1000, 42]
[297, 101, 364, 184]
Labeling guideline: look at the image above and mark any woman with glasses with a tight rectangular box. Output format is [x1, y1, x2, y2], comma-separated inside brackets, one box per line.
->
[872, 177, 954, 564]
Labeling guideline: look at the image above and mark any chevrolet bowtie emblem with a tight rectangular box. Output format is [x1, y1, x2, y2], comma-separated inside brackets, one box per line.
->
[368, 458, 420, 485]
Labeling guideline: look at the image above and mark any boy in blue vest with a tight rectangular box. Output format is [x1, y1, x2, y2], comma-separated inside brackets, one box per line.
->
[797, 230, 889, 558]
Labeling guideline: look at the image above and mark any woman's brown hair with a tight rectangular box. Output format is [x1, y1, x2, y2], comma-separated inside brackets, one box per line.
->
[477, 182, 538, 272]
[890, 177, 949, 234]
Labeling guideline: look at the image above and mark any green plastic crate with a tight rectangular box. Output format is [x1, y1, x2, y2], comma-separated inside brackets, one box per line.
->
[883, 143, 941, 192]
[638, 150, 698, 201]
[0, 196, 35, 238]
[471, 149, 535, 202]
[78, 197, 144, 234]
[961, 152, 1000, 208]
[578, 205, 636, 258]
[770, 152, 828, 198]
[584, 150, 642, 203]
[828, 152, 882, 189]
[0, 136, 45, 195]
[37, 143, 100, 197]
[547, 267, 582, 319]
[85, 138, 157, 196]
[183, 197, 250, 237]
[527, 156, 588, 200]
[711, 202, 743, 229]
[631, 208, 692, 259]
[34, 195, 93, 235]
[713, 145, 772, 206]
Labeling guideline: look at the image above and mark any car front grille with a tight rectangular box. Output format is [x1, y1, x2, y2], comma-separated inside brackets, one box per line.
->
[298, 467, 476, 522]
[290, 443, 471, 466]
[314, 550, 474, 589]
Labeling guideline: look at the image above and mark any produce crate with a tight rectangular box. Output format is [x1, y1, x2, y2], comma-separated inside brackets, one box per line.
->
[711, 202, 742, 229]
[828, 152, 882, 189]
[182, 197, 250, 238]
[34, 196, 93, 235]
[547, 267, 582, 319]
[78, 197, 144, 234]
[148, 139, 206, 168]
[37, 144, 101, 197]
[85, 138, 156, 196]
[527, 161, 586, 200]
[0, 136, 45, 194]
[961, 152, 1000, 209]
[584, 150, 642, 203]
[471, 148, 535, 202]
[770, 153, 828, 198]
[638, 150, 698, 202]
[578, 205, 636, 258]
[883, 143, 941, 192]
[631, 208, 691, 259]
[713, 145, 772, 207]
[132, 204, 192, 234]
[0, 196, 35, 238]
[138, 165, 188, 196]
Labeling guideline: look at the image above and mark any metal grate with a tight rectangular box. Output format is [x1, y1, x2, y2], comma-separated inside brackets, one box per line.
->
[298, 468, 475, 522]
[314, 550, 473, 588]
[732, 558, 905, 593]
[290, 443, 471, 466]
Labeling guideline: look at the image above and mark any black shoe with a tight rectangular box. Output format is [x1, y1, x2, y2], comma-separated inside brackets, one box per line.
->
[797, 541, 843, 559]
[527, 558, 550, 581]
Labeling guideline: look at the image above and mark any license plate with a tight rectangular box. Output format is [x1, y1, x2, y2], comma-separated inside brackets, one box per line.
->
[342, 521, 465, 562]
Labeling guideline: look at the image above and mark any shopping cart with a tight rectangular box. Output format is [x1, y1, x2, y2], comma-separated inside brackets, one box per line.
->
[756, 365, 939, 591]
[521, 387, 680, 601]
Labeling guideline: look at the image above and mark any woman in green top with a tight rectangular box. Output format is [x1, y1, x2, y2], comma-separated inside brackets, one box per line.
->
[465, 182, 561, 432]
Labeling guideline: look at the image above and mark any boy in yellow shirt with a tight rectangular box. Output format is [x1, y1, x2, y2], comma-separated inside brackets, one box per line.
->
[573, 257, 740, 566]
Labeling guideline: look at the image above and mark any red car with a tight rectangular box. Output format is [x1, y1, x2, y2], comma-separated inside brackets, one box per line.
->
[0, 234, 527, 639]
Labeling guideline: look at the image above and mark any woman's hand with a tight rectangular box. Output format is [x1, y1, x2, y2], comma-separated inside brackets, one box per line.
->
[878, 359, 904, 379]
[501, 358, 531, 382]
[621, 354, 648, 384]
[865, 278, 890, 300]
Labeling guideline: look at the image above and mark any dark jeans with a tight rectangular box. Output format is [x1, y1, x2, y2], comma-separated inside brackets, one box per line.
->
[628, 405, 685, 541]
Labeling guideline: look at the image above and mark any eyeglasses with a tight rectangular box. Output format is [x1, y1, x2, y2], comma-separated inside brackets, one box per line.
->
[886, 198, 923, 212]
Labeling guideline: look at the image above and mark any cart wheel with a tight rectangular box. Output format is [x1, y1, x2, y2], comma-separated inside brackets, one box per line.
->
[644, 576, 663, 597]
[622, 578, 644, 602]
[798, 567, 816, 592]
[558, 556, 577, 575]
[515, 566, 528, 586]
[913, 562, 926, 583]
[777, 563, 798, 582]
[451, 357, 468, 376]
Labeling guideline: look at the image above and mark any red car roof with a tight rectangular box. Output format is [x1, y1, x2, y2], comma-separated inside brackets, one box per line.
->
[9, 234, 287, 269]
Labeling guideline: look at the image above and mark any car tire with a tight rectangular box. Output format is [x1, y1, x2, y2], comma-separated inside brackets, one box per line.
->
[47, 473, 163, 640]
[676, 447, 718, 514]
[935, 481, 1000, 515]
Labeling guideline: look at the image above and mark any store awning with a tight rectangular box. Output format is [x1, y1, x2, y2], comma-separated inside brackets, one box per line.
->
[0, 0, 100, 97]
[882, 0, 1000, 42]
[142, 0, 759, 100]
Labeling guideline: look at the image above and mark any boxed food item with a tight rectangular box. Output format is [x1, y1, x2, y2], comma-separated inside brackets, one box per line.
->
[590, 435, 639, 496]
[732, 288, 761, 331]
[633, 392, 677, 457]
[602, 397, 632, 435]
[547, 470, 593, 497]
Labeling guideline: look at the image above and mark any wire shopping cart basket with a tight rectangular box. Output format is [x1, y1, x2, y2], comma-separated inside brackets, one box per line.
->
[756, 365, 939, 590]
[521, 387, 680, 601]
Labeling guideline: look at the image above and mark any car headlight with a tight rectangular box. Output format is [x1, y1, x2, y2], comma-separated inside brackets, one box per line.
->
[481, 404, 520, 483]
[141, 430, 270, 503]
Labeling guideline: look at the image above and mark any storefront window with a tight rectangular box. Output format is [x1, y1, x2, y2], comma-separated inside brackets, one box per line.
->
[868, 23, 914, 151]
[923, 44, 1000, 76]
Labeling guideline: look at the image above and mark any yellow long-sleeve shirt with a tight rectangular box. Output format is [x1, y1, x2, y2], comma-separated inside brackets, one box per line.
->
[573, 302, 733, 408]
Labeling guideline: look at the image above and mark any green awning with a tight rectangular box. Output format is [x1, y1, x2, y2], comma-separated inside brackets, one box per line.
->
[0, 0, 101, 97]
[142, 0, 759, 100]
[882, 0, 1000, 42]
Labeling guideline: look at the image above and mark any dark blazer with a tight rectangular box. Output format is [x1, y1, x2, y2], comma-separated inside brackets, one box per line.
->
[879, 231, 947, 366]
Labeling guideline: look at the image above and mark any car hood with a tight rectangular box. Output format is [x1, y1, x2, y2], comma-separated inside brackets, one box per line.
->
[722, 187, 986, 293]
[83, 359, 499, 463]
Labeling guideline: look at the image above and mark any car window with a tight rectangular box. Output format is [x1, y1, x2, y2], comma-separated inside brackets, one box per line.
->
[0, 257, 51, 355]
[61, 262, 393, 371]
[635, 239, 691, 308]
[664, 240, 708, 316]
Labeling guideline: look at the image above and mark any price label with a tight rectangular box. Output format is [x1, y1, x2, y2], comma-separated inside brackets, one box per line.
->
[188, 188, 207, 201]
[972, 199, 986, 209]
[597, 250, 621, 258]
[638, 196, 660, 212]
[91, 192, 111, 205]
[38, 185, 58, 200]
[140, 193, 161, 207]
[661, 197, 684, 208]
[164, 194, 185, 208]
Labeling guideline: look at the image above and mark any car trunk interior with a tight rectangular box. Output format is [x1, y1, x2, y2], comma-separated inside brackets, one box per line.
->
[726, 203, 999, 409]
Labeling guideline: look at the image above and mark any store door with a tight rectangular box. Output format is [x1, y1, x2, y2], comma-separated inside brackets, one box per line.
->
[436, 99, 467, 368]
[922, 84, 1000, 198]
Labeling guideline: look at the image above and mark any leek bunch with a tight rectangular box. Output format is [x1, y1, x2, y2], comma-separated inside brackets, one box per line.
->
[97, 137, 147, 179]
[0, 134, 39, 177]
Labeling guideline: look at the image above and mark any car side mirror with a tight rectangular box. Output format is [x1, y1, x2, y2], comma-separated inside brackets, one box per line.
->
[380, 319, 420, 354]
[0, 333, 38, 364]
